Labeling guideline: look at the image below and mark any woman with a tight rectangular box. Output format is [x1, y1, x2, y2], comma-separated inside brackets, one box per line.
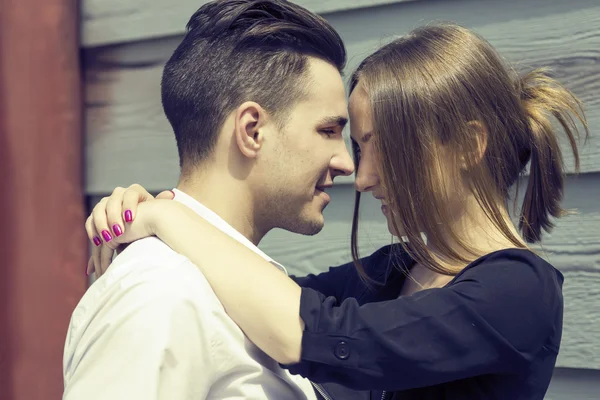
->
[85, 24, 587, 399]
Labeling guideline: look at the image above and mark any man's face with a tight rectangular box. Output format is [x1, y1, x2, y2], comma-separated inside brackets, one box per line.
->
[256, 57, 354, 235]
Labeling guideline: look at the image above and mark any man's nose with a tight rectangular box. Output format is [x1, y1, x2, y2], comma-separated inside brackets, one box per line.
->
[331, 143, 355, 177]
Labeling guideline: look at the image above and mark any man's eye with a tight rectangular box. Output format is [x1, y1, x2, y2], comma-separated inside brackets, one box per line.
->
[320, 129, 336, 137]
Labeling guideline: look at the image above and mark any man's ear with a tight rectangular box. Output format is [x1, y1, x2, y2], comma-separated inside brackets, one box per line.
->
[460, 120, 489, 169]
[234, 101, 268, 159]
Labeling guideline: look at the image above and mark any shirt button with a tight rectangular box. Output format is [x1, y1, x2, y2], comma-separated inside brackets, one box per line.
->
[334, 341, 350, 360]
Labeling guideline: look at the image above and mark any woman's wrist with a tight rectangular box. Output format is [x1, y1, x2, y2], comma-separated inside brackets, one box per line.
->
[141, 199, 183, 238]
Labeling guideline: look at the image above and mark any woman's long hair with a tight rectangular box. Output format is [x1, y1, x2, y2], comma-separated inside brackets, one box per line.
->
[350, 23, 588, 278]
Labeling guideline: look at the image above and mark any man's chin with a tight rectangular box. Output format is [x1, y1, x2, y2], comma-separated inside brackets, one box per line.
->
[300, 222, 324, 236]
[289, 215, 324, 236]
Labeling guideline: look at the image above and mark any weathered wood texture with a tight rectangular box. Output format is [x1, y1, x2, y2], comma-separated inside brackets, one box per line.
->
[546, 368, 600, 400]
[84, 0, 600, 194]
[81, 0, 417, 47]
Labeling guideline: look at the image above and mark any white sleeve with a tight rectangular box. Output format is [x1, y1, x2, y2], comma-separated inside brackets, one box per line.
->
[63, 269, 214, 400]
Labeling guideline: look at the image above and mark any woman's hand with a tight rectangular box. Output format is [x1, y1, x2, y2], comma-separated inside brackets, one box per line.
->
[85, 184, 174, 277]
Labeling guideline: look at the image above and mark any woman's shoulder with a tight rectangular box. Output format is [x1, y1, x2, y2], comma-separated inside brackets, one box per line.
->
[458, 248, 563, 284]
[451, 248, 564, 316]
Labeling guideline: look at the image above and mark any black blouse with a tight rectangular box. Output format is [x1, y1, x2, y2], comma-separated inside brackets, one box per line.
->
[288, 245, 563, 400]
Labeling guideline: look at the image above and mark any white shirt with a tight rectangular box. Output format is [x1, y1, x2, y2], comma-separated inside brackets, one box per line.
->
[63, 189, 316, 400]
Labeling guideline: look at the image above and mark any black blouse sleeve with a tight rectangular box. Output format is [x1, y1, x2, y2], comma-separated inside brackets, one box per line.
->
[290, 263, 354, 300]
[285, 250, 563, 391]
[290, 244, 404, 301]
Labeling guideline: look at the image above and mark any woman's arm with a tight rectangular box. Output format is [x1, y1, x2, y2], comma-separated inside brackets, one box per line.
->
[285, 250, 560, 391]
[291, 265, 351, 298]
[146, 203, 559, 391]
[148, 201, 306, 365]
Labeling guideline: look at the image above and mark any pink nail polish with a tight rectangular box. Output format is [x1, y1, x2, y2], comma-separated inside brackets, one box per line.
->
[113, 224, 123, 237]
[124, 210, 133, 223]
[93, 237, 102, 246]
[102, 230, 113, 242]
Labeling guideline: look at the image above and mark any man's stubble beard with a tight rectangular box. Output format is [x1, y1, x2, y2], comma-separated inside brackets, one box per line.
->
[259, 195, 324, 237]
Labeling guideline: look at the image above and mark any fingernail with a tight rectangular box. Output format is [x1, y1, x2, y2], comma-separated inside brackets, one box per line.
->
[170, 190, 175, 199]
[93, 236, 102, 246]
[113, 224, 123, 237]
[124, 210, 133, 223]
[101, 230, 113, 242]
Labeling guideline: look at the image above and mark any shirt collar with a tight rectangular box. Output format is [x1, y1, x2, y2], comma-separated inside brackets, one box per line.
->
[171, 188, 288, 275]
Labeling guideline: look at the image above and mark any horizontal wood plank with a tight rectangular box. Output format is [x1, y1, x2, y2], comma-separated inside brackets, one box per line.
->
[84, 0, 600, 194]
[81, 0, 417, 47]
[546, 368, 600, 400]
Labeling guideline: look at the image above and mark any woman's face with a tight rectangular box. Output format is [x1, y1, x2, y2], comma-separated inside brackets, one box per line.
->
[349, 82, 479, 242]
[348, 83, 403, 237]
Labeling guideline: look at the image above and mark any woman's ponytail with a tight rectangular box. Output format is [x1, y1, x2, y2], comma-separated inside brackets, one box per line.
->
[518, 68, 588, 242]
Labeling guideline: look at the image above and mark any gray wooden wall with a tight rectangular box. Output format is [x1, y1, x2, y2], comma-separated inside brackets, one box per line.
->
[81, 0, 600, 397]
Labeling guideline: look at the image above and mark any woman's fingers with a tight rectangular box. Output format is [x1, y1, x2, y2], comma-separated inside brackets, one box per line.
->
[91, 197, 117, 249]
[155, 190, 175, 200]
[106, 193, 126, 240]
[100, 243, 115, 276]
[84, 185, 168, 278]
[85, 215, 102, 276]
[86, 257, 94, 277]
[85, 214, 102, 248]
[122, 184, 157, 223]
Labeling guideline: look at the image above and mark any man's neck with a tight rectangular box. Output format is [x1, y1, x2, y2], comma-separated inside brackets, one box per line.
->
[176, 171, 266, 246]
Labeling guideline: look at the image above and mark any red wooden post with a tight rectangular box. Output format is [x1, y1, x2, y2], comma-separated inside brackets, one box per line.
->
[0, 1, 87, 398]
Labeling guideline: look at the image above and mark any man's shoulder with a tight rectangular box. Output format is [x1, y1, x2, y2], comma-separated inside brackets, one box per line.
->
[112, 236, 187, 268]
[71, 237, 217, 327]
[107, 237, 204, 285]
[64, 238, 218, 354]
[63, 238, 221, 385]
[103, 237, 212, 294]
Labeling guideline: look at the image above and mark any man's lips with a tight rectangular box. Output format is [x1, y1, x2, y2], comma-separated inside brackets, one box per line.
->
[315, 186, 331, 202]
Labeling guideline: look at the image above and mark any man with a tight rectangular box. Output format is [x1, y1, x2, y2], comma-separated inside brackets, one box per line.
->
[62, 0, 353, 399]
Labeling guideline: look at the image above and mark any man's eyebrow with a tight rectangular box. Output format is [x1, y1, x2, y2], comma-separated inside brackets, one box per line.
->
[316, 116, 348, 128]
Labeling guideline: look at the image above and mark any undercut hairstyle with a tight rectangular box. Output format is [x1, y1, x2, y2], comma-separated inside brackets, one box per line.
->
[161, 0, 346, 172]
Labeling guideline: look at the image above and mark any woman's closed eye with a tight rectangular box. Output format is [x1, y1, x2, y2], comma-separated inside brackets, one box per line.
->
[320, 129, 337, 137]
[351, 139, 362, 160]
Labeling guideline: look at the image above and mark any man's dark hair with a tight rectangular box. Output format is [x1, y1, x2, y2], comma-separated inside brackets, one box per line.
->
[161, 0, 347, 170]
